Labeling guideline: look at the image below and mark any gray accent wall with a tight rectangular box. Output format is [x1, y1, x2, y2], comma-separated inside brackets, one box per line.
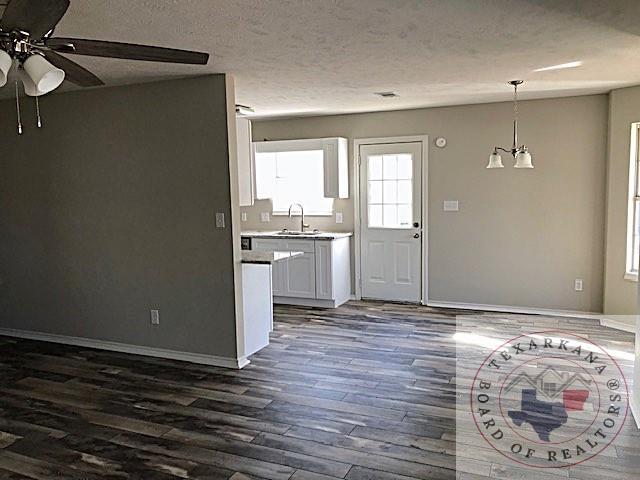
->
[0, 75, 239, 358]
[248, 95, 609, 313]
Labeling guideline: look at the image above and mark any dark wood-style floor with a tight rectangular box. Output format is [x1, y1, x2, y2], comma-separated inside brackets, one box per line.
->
[0, 301, 636, 479]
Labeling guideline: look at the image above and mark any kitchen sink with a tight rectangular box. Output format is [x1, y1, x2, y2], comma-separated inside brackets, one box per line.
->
[277, 230, 321, 235]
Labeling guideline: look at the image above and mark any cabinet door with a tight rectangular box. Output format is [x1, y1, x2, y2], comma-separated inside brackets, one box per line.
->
[283, 253, 316, 298]
[323, 137, 348, 199]
[282, 240, 316, 298]
[252, 238, 285, 295]
[236, 117, 255, 206]
[315, 241, 333, 299]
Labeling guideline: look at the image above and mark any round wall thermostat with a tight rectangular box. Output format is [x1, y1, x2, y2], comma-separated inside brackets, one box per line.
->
[435, 137, 447, 148]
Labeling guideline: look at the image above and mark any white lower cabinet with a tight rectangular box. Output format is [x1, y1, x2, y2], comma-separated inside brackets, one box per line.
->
[251, 237, 351, 308]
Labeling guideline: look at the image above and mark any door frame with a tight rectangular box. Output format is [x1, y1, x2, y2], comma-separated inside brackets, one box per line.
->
[353, 135, 429, 304]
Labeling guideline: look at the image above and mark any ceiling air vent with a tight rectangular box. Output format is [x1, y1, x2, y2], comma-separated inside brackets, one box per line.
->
[374, 91, 399, 98]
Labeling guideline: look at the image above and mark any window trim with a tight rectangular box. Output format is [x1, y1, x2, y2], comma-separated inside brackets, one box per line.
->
[625, 122, 640, 281]
[254, 142, 335, 216]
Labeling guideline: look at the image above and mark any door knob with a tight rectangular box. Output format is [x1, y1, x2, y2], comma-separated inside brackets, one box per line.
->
[413, 233, 420, 239]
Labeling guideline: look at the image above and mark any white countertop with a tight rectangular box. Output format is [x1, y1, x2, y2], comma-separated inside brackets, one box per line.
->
[242, 230, 353, 240]
[241, 250, 304, 264]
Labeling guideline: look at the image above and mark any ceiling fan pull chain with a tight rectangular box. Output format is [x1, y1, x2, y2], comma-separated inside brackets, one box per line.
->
[15, 80, 22, 135]
[35, 96, 42, 128]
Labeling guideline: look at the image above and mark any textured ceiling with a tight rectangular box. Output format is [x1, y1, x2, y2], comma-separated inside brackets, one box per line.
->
[2, 0, 640, 117]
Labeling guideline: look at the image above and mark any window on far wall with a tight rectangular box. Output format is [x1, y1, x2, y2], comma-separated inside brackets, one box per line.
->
[626, 122, 640, 280]
[254, 149, 334, 215]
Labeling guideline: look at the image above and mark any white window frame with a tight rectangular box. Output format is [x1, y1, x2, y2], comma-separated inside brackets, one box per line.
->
[625, 122, 640, 282]
[254, 139, 334, 216]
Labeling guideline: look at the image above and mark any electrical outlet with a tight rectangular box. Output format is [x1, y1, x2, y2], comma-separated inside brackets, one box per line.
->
[215, 212, 225, 228]
[150, 309, 160, 325]
[260, 212, 270, 222]
[443, 200, 459, 212]
[574, 279, 583, 292]
[241, 212, 247, 222]
[335, 212, 343, 224]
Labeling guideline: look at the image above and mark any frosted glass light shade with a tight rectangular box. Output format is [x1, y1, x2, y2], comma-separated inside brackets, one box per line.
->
[18, 67, 42, 96]
[0, 49, 12, 87]
[23, 54, 64, 94]
[514, 150, 534, 168]
[486, 152, 504, 169]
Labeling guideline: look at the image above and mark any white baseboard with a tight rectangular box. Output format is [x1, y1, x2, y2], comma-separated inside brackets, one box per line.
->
[425, 300, 601, 319]
[274, 296, 344, 308]
[630, 394, 640, 429]
[0, 328, 248, 369]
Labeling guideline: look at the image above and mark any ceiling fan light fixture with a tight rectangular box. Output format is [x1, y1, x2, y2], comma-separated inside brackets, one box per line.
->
[23, 54, 65, 94]
[17, 66, 42, 96]
[0, 49, 12, 87]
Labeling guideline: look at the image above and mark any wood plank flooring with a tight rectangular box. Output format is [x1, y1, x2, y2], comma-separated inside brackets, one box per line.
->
[0, 301, 636, 479]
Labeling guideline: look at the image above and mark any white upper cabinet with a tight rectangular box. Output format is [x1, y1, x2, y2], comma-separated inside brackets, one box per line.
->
[253, 137, 349, 199]
[236, 117, 255, 207]
[323, 138, 348, 199]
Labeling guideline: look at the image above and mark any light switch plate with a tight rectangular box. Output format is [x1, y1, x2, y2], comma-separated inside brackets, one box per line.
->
[443, 200, 459, 212]
[241, 212, 247, 222]
[215, 212, 225, 228]
[336, 212, 343, 224]
[260, 212, 270, 222]
[574, 279, 583, 292]
[150, 309, 160, 325]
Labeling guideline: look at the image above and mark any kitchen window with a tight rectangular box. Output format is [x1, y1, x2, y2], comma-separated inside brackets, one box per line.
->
[254, 149, 334, 215]
[626, 122, 640, 281]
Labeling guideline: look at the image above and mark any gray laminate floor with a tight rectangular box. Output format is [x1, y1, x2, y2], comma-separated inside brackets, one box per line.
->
[0, 301, 636, 479]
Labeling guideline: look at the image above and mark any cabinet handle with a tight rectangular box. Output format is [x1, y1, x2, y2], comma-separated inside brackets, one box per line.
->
[413, 233, 420, 239]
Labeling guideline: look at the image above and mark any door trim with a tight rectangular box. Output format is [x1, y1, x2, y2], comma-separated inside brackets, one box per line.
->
[353, 135, 429, 304]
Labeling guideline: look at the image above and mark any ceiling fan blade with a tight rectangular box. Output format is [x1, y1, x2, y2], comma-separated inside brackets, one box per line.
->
[42, 49, 104, 87]
[0, 0, 69, 40]
[46, 37, 209, 65]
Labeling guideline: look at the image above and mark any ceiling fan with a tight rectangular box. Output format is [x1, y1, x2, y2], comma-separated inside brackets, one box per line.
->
[0, 0, 209, 133]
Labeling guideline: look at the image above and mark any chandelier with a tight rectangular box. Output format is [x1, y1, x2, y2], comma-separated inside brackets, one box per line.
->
[487, 80, 534, 169]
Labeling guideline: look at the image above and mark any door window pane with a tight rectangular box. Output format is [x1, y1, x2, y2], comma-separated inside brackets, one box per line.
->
[369, 156, 383, 180]
[383, 180, 398, 204]
[367, 153, 414, 228]
[383, 205, 397, 226]
[398, 204, 412, 226]
[368, 180, 383, 203]
[397, 180, 412, 203]
[369, 205, 383, 227]
[383, 155, 397, 179]
[397, 154, 413, 179]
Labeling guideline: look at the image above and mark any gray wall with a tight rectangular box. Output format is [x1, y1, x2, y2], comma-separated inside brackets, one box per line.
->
[0, 75, 239, 358]
[247, 95, 608, 312]
[604, 85, 640, 315]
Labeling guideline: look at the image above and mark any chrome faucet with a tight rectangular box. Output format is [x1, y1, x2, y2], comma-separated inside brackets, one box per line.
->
[288, 203, 309, 232]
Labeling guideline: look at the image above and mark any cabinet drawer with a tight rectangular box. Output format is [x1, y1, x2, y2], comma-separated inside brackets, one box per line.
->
[284, 239, 316, 253]
[252, 238, 284, 251]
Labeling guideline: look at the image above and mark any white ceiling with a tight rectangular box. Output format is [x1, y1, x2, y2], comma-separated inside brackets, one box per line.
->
[4, 0, 640, 117]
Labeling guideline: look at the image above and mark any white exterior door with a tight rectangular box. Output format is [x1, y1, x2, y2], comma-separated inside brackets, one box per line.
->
[359, 142, 423, 302]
